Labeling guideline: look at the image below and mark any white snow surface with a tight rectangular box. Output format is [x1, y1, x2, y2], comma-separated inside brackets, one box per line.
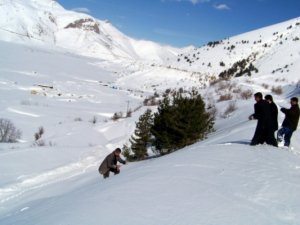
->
[1, 0, 300, 224]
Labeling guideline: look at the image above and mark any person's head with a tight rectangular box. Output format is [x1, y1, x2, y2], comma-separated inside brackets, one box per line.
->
[114, 148, 122, 156]
[264, 94, 273, 104]
[290, 97, 299, 106]
[254, 92, 263, 102]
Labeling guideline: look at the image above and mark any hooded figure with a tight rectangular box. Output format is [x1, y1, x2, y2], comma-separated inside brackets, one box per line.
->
[99, 148, 126, 179]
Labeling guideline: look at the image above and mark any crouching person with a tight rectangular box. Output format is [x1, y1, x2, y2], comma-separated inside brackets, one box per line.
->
[99, 148, 127, 179]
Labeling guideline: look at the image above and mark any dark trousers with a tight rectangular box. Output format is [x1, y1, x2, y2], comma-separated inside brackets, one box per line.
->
[103, 168, 120, 179]
[251, 125, 264, 146]
[264, 129, 278, 147]
[277, 127, 293, 147]
[251, 126, 277, 147]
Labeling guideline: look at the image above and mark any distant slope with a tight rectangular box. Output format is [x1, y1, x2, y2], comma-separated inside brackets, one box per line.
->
[1, 0, 300, 79]
[166, 17, 300, 83]
[0, 0, 180, 62]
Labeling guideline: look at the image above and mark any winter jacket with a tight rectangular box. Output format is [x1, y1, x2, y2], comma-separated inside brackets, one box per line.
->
[252, 99, 272, 129]
[269, 102, 279, 131]
[281, 104, 300, 131]
[99, 151, 126, 175]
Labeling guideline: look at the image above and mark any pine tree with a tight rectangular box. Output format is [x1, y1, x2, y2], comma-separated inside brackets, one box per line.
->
[122, 144, 134, 161]
[130, 109, 153, 160]
[151, 89, 214, 154]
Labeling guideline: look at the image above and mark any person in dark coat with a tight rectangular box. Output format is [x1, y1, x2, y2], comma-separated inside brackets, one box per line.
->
[99, 148, 126, 179]
[264, 94, 278, 144]
[249, 92, 277, 146]
[277, 97, 300, 147]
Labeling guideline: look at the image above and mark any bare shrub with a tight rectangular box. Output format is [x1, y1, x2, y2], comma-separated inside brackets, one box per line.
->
[143, 96, 159, 106]
[126, 109, 132, 118]
[20, 100, 39, 106]
[217, 81, 228, 91]
[153, 92, 160, 98]
[207, 103, 217, 119]
[245, 79, 254, 84]
[112, 112, 123, 121]
[90, 116, 97, 124]
[0, 119, 22, 143]
[35, 139, 46, 147]
[133, 105, 142, 112]
[34, 126, 45, 147]
[232, 87, 242, 94]
[48, 141, 55, 147]
[209, 78, 221, 86]
[228, 82, 237, 91]
[34, 127, 44, 141]
[271, 86, 283, 95]
[74, 117, 83, 122]
[216, 80, 236, 92]
[240, 89, 253, 100]
[222, 102, 237, 118]
[275, 78, 286, 82]
[217, 93, 233, 102]
[262, 83, 269, 89]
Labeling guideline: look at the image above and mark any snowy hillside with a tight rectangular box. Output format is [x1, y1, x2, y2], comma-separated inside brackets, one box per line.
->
[0, 0, 179, 62]
[166, 17, 300, 83]
[1, 38, 300, 225]
[1, 0, 300, 224]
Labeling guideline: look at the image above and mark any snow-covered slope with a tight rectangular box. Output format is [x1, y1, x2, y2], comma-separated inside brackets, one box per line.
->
[0, 36, 300, 225]
[1, 1, 300, 224]
[166, 17, 300, 83]
[0, 0, 179, 62]
[1, 78, 300, 225]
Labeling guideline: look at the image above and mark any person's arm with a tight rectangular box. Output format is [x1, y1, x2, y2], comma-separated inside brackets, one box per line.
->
[281, 108, 288, 114]
[118, 156, 126, 165]
[250, 104, 258, 120]
[281, 108, 294, 120]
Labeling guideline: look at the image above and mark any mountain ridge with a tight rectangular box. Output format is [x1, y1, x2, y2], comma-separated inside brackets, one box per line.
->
[0, 0, 180, 62]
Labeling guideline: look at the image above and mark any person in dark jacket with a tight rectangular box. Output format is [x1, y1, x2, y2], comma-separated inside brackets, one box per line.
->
[99, 148, 126, 179]
[249, 92, 277, 146]
[264, 94, 278, 145]
[265, 95, 278, 131]
[277, 97, 300, 147]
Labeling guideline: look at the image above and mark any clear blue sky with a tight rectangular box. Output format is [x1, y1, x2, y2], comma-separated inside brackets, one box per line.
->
[58, 0, 300, 47]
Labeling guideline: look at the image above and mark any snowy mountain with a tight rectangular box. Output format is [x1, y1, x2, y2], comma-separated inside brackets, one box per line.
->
[165, 17, 300, 83]
[1, 0, 300, 224]
[0, 0, 180, 62]
[111, 17, 300, 95]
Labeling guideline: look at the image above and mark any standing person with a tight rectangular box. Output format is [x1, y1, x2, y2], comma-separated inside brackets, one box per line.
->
[277, 97, 300, 147]
[249, 92, 275, 146]
[265, 94, 278, 146]
[99, 148, 127, 179]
